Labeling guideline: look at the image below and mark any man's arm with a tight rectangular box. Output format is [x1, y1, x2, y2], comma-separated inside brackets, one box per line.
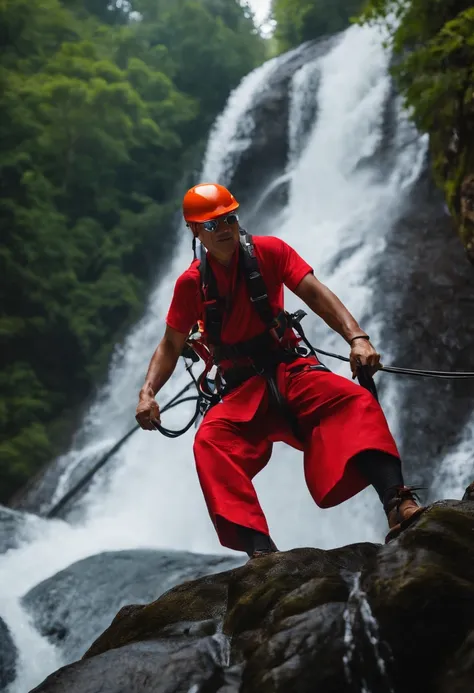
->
[293, 273, 381, 378]
[136, 325, 189, 430]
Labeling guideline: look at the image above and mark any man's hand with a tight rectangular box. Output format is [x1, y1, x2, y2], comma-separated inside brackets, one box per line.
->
[136, 395, 161, 431]
[350, 339, 382, 380]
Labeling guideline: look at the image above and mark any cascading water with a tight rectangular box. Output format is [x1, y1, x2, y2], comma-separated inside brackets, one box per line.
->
[1, 23, 429, 692]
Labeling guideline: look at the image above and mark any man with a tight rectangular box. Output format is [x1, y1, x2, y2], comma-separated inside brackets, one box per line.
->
[136, 183, 424, 558]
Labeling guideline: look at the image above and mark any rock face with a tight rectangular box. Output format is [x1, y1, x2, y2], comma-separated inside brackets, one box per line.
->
[0, 504, 47, 555]
[23, 549, 243, 665]
[460, 173, 474, 263]
[0, 616, 18, 690]
[229, 38, 334, 227]
[29, 493, 474, 693]
[378, 168, 474, 488]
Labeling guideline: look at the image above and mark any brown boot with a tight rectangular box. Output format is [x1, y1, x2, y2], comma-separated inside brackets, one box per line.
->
[248, 549, 275, 561]
[384, 486, 426, 543]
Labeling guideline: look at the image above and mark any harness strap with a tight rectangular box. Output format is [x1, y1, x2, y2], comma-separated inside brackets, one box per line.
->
[239, 232, 278, 328]
[198, 229, 280, 356]
[213, 311, 289, 363]
[199, 249, 223, 347]
[195, 235, 311, 439]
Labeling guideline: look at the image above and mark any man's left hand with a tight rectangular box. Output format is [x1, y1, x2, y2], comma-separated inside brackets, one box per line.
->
[349, 339, 382, 379]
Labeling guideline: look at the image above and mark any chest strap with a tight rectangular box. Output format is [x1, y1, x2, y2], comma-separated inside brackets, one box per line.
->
[198, 230, 283, 362]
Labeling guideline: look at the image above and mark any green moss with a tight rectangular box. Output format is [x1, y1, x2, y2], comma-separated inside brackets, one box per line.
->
[358, 2, 474, 262]
[84, 574, 231, 658]
[269, 575, 348, 627]
[225, 572, 304, 635]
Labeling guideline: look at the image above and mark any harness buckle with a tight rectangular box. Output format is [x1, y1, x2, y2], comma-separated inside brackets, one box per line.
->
[250, 293, 268, 303]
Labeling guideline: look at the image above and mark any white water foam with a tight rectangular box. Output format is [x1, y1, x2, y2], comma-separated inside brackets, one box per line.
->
[247, 24, 427, 550]
[430, 416, 474, 500]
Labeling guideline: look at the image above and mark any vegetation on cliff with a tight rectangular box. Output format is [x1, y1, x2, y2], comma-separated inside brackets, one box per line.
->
[270, 0, 365, 51]
[359, 0, 474, 262]
[0, 0, 265, 502]
[271, 0, 474, 261]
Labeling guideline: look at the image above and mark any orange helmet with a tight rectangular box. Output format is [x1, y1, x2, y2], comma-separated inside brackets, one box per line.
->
[183, 183, 239, 223]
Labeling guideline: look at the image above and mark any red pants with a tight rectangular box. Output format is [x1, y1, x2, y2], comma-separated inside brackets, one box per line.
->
[193, 357, 399, 551]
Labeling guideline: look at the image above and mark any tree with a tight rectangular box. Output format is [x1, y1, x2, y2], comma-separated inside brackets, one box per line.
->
[359, 0, 474, 260]
[0, 0, 266, 501]
[271, 0, 366, 51]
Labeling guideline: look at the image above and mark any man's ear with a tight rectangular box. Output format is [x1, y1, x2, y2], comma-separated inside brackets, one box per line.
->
[187, 222, 199, 238]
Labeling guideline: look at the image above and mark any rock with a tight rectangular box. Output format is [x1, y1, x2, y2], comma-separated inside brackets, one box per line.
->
[22, 548, 243, 664]
[0, 616, 18, 690]
[460, 173, 474, 263]
[28, 494, 474, 693]
[438, 628, 474, 693]
[0, 504, 46, 555]
[0, 505, 25, 554]
[365, 498, 474, 693]
[29, 637, 236, 693]
[377, 167, 474, 488]
[230, 37, 335, 227]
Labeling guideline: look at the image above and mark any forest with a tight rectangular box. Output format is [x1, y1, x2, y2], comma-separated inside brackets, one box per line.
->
[0, 0, 265, 501]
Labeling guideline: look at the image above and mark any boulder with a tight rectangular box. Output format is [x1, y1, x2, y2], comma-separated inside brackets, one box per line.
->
[23, 549, 243, 664]
[29, 492, 474, 693]
[0, 616, 18, 690]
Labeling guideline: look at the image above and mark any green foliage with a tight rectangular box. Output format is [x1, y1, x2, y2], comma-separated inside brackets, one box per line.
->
[271, 0, 366, 51]
[1, 0, 265, 502]
[359, 1, 474, 257]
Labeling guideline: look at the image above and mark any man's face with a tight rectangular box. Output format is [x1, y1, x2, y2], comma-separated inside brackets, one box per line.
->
[194, 212, 240, 258]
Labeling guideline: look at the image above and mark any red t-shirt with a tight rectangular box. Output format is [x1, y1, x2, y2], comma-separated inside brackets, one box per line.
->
[166, 235, 313, 346]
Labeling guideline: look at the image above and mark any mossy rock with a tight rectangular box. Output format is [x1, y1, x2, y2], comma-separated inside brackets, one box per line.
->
[30, 497, 474, 693]
[366, 501, 474, 692]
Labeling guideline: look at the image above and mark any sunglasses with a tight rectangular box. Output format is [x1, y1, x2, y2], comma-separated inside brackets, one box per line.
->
[201, 213, 239, 233]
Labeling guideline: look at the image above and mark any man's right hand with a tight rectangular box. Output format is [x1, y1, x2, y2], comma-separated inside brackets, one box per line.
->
[135, 396, 161, 431]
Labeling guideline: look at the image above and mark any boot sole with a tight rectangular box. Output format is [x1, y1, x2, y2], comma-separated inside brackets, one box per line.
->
[385, 507, 427, 544]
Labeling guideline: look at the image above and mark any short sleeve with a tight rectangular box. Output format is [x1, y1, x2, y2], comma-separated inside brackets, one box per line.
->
[165, 271, 200, 334]
[256, 236, 313, 292]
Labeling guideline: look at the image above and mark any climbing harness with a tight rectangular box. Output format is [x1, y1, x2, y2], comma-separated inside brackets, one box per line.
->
[45, 233, 474, 518]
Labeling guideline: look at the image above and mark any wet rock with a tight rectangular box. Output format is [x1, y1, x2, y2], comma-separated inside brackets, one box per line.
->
[29, 494, 474, 693]
[29, 636, 236, 693]
[460, 173, 474, 263]
[229, 37, 335, 227]
[22, 549, 243, 664]
[438, 628, 474, 693]
[0, 505, 24, 554]
[0, 616, 18, 690]
[365, 499, 474, 693]
[378, 168, 474, 489]
[0, 504, 45, 555]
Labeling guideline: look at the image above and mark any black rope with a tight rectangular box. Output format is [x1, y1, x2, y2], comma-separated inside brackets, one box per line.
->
[156, 396, 202, 438]
[46, 380, 200, 518]
[313, 346, 474, 379]
[46, 316, 474, 519]
[290, 311, 474, 380]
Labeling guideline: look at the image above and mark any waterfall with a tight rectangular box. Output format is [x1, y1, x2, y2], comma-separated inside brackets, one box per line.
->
[0, 22, 429, 692]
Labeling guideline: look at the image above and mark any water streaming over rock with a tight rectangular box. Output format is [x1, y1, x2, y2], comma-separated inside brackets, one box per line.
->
[3, 21, 473, 692]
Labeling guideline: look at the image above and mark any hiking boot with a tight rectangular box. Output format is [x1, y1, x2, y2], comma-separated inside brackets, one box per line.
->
[384, 486, 426, 543]
[248, 549, 275, 560]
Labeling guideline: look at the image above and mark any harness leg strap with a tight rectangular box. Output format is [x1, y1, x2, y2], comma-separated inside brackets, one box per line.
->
[266, 372, 301, 441]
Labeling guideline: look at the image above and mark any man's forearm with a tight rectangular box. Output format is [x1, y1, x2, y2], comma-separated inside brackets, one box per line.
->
[298, 277, 368, 344]
[139, 339, 180, 399]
